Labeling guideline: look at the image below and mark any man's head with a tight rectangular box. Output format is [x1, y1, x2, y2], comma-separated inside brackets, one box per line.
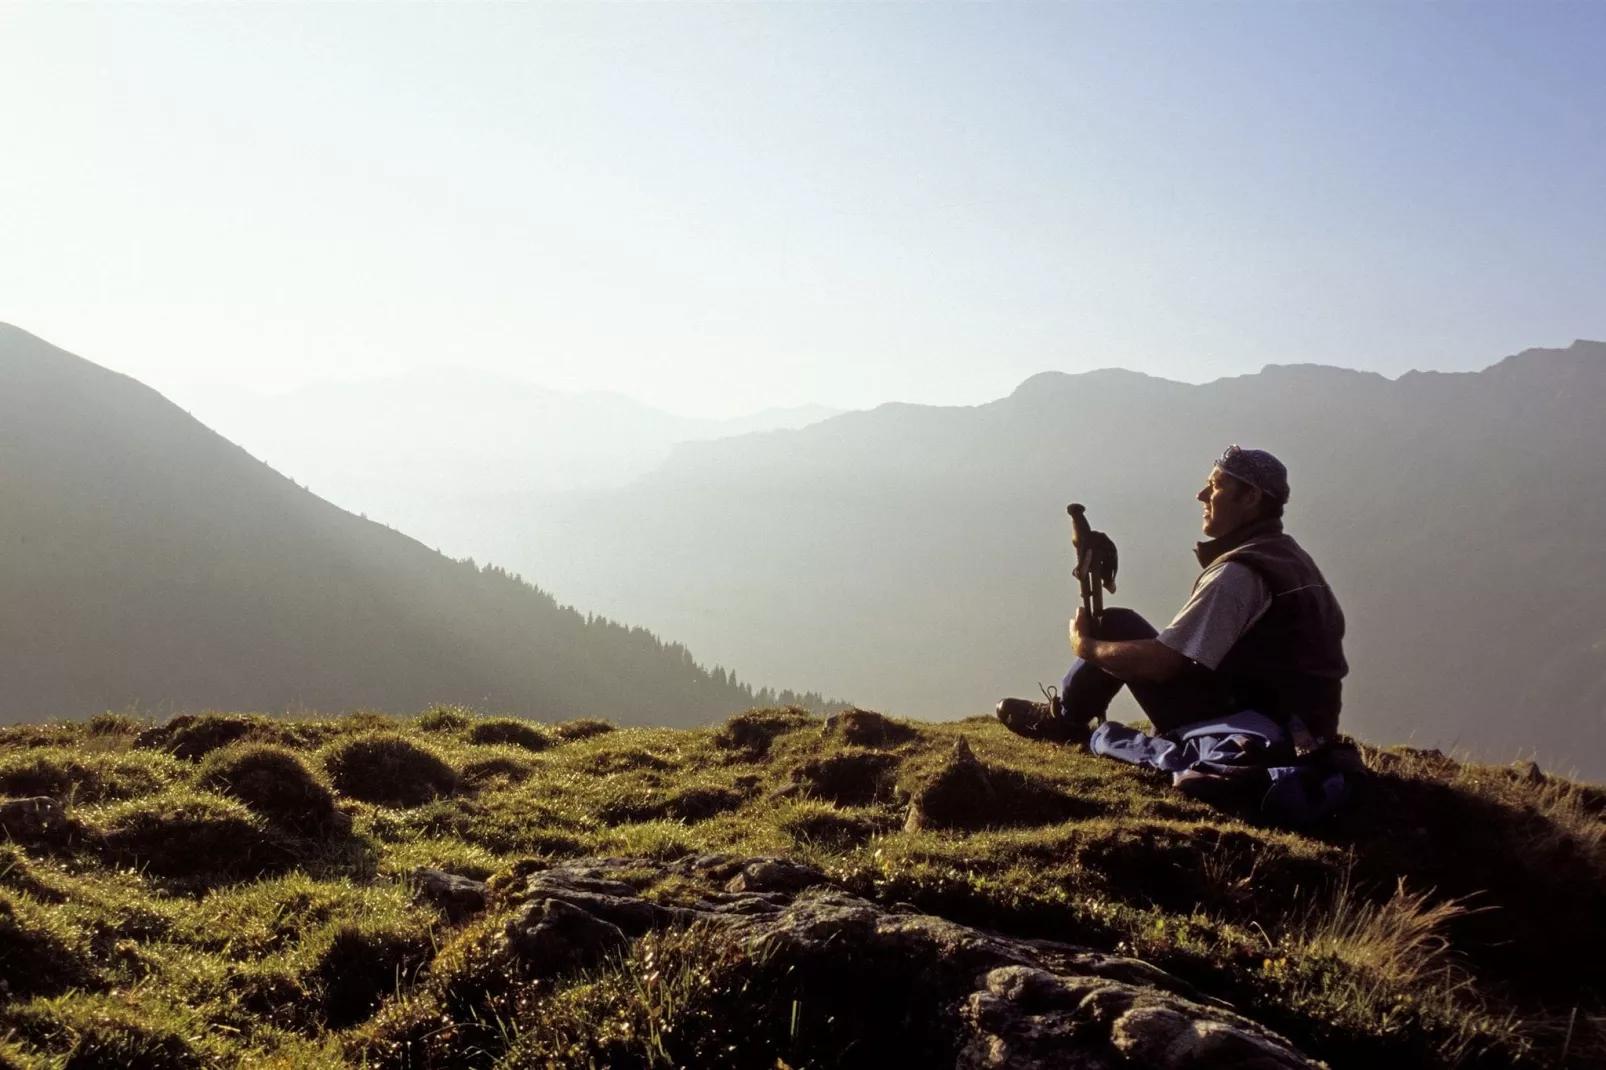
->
[1197, 445, 1288, 537]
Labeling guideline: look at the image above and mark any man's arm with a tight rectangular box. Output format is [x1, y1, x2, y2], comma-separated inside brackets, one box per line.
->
[1070, 608, 1191, 682]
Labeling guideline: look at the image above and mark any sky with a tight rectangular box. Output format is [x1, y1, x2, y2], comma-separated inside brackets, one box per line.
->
[2, 3, 1602, 418]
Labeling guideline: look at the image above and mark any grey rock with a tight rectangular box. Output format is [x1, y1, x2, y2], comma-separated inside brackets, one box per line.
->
[723, 857, 830, 895]
[1512, 759, 1545, 785]
[958, 966, 1321, 1070]
[504, 856, 1322, 1068]
[523, 865, 696, 933]
[412, 867, 489, 922]
[505, 897, 628, 975]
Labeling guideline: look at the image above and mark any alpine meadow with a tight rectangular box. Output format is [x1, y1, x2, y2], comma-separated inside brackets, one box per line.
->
[2, 4, 1604, 1069]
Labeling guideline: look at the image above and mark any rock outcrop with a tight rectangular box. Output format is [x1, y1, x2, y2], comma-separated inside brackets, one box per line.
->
[506, 855, 1322, 1069]
[411, 867, 489, 923]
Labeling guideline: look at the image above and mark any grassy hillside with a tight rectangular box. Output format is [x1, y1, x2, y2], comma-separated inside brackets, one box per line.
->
[0, 708, 1600, 1068]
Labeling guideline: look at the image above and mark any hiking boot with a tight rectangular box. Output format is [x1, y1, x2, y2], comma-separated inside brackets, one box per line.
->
[995, 688, 1093, 747]
[995, 697, 1055, 738]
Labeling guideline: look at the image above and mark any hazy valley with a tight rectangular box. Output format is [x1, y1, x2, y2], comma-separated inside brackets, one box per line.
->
[245, 340, 1606, 781]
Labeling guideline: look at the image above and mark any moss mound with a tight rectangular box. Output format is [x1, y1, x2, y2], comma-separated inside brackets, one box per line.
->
[599, 784, 747, 825]
[823, 707, 918, 748]
[715, 707, 818, 755]
[0, 748, 174, 804]
[552, 718, 615, 742]
[906, 738, 1096, 831]
[0, 896, 98, 998]
[581, 747, 674, 775]
[316, 923, 436, 1029]
[62, 1027, 203, 1070]
[467, 718, 551, 752]
[791, 750, 901, 806]
[2, 1003, 205, 1070]
[415, 706, 476, 733]
[134, 713, 262, 760]
[461, 755, 536, 787]
[96, 794, 298, 885]
[323, 734, 460, 808]
[85, 712, 146, 737]
[199, 744, 339, 836]
[777, 802, 889, 848]
[354, 917, 523, 1068]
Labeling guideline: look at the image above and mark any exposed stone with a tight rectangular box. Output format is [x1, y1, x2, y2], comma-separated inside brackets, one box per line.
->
[957, 965, 1320, 1070]
[412, 867, 489, 923]
[522, 863, 695, 933]
[504, 898, 628, 976]
[723, 857, 831, 895]
[508, 856, 1322, 1068]
[1512, 759, 1545, 786]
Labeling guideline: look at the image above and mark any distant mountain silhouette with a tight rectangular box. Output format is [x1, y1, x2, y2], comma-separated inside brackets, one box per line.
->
[0, 324, 834, 724]
[480, 342, 1606, 780]
[168, 372, 840, 530]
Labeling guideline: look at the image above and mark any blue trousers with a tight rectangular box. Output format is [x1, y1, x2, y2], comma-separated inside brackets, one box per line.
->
[1062, 608, 1237, 734]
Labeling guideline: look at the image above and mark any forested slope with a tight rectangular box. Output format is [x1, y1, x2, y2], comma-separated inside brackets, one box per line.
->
[0, 324, 830, 724]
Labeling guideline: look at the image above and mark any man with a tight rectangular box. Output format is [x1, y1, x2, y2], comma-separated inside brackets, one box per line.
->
[997, 445, 1348, 751]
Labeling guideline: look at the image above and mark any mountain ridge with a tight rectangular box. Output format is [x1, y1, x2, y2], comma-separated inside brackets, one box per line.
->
[479, 341, 1606, 779]
[0, 324, 834, 724]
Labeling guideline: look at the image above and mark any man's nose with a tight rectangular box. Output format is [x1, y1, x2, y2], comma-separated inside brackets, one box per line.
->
[1196, 487, 1209, 503]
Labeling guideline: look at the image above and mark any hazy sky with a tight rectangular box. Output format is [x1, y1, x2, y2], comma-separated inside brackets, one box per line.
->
[2, 3, 1601, 417]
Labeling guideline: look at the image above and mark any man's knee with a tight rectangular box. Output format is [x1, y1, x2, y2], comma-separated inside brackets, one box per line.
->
[1092, 607, 1158, 642]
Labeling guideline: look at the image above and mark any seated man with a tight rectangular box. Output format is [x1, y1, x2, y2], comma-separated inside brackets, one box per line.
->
[997, 446, 1348, 756]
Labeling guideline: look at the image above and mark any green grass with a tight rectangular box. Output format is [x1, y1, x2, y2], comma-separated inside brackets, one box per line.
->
[0, 706, 1600, 1067]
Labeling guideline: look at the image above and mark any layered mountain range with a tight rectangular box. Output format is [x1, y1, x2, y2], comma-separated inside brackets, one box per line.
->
[5, 321, 1601, 779]
[0, 324, 827, 725]
[472, 342, 1606, 779]
[169, 374, 839, 519]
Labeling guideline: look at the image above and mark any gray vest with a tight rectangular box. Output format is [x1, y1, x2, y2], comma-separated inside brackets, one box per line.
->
[1193, 519, 1349, 738]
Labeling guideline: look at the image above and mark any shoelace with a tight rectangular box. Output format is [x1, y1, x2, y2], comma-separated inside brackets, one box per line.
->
[1038, 682, 1059, 714]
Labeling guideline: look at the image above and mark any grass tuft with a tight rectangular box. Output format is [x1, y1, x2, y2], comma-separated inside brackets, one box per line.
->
[714, 707, 818, 755]
[789, 750, 900, 806]
[135, 713, 264, 760]
[823, 707, 918, 748]
[199, 743, 340, 836]
[467, 719, 550, 752]
[414, 706, 476, 733]
[315, 922, 436, 1030]
[94, 790, 299, 887]
[322, 734, 460, 808]
[0, 747, 178, 805]
[552, 718, 616, 742]
[0, 894, 100, 998]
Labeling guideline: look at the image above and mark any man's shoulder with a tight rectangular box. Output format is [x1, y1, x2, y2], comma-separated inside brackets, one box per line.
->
[1197, 559, 1270, 595]
[1219, 531, 1322, 571]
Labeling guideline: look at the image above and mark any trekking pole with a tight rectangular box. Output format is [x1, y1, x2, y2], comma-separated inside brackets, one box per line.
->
[1067, 503, 1118, 637]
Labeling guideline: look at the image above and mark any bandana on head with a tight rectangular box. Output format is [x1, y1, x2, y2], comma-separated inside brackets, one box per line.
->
[1215, 445, 1290, 504]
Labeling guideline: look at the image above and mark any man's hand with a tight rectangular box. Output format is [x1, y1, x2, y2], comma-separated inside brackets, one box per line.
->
[1069, 607, 1094, 660]
[1070, 610, 1192, 683]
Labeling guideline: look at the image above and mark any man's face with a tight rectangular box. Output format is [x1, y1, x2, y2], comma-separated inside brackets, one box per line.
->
[1196, 466, 1261, 538]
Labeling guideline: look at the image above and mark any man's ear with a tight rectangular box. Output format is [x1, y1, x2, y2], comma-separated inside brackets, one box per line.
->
[1247, 485, 1270, 518]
